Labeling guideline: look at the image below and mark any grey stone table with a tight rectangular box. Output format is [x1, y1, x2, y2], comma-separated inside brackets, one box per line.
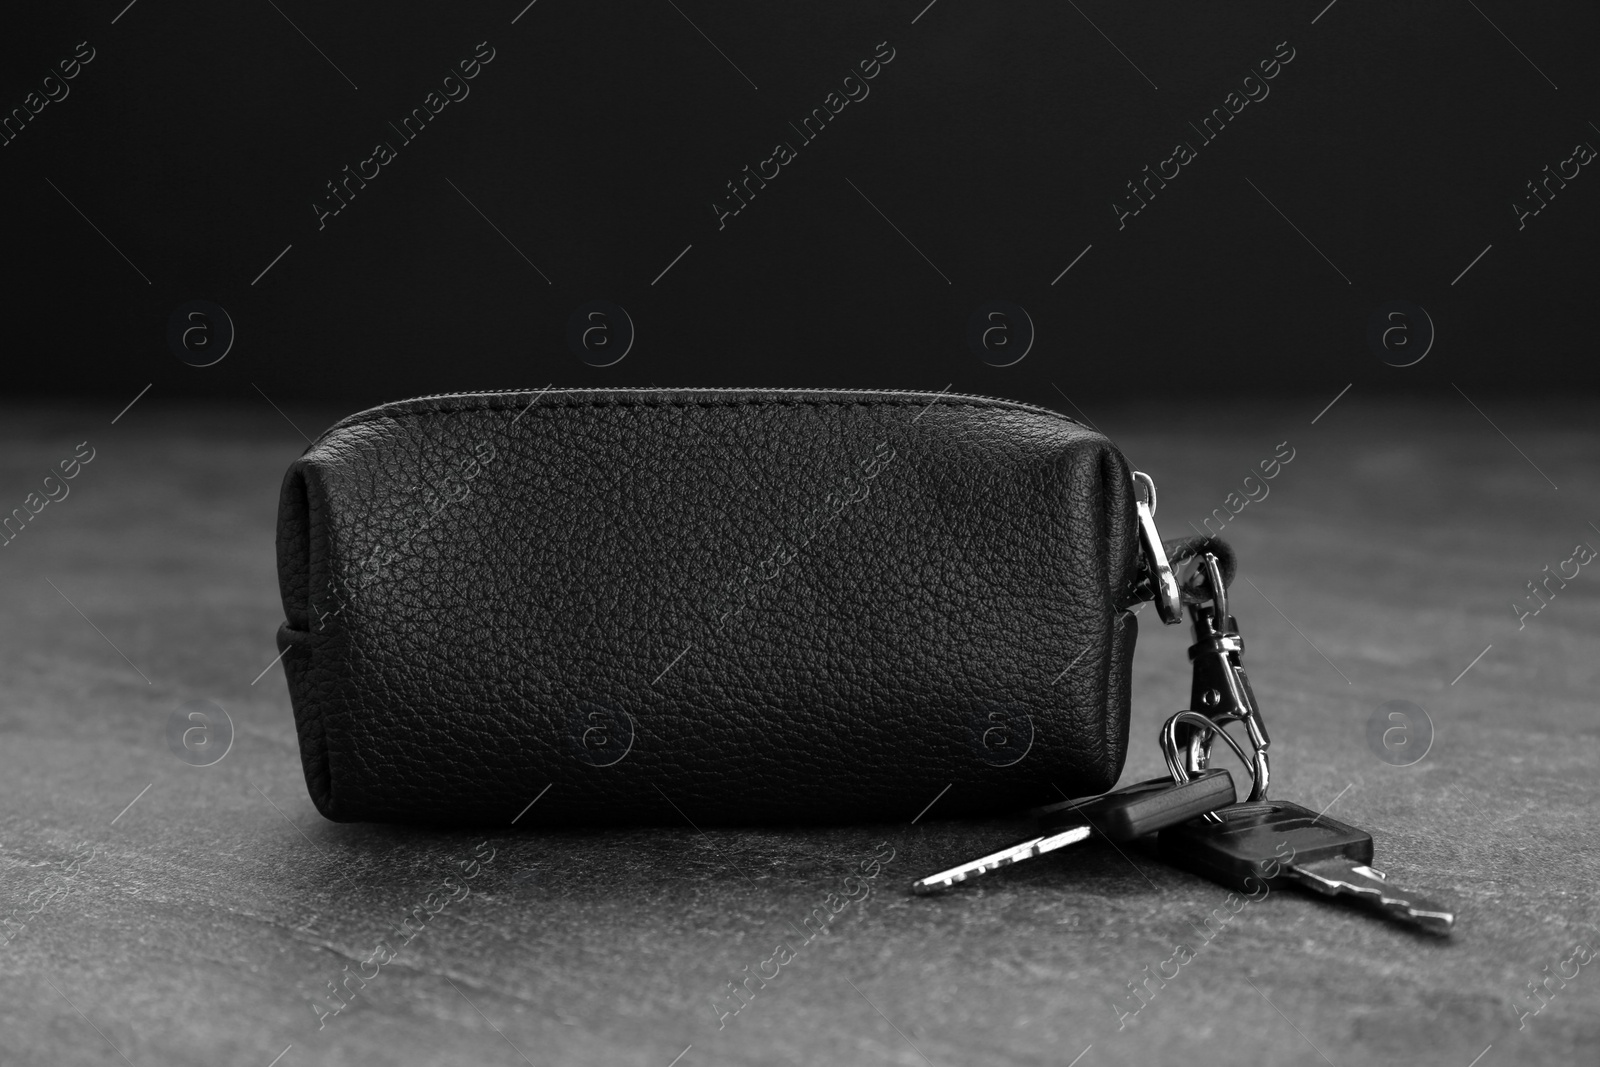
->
[1, 395, 1596, 1066]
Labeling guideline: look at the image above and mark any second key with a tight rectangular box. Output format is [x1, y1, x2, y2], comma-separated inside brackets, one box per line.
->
[1158, 799, 1455, 934]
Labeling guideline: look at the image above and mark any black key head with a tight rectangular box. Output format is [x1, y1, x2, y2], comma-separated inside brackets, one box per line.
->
[1034, 769, 1236, 839]
[1158, 799, 1374, 891]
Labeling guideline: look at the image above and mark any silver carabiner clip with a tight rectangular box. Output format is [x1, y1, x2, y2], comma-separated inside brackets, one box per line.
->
[1132, 472, 1183, 625]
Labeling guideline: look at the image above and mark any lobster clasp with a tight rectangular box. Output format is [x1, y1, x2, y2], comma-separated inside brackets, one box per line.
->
[1180, 552, 1271, 800]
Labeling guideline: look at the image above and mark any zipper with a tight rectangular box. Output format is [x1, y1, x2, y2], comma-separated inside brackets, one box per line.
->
[309, 386, 1090, 447]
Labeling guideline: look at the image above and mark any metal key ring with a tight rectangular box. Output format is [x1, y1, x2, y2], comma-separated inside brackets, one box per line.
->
[1161, 711, 1264, 801]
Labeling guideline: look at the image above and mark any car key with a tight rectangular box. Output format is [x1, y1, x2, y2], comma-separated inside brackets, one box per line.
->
[910, 769, 1236, 895]
[1158, 799, 1455, 935]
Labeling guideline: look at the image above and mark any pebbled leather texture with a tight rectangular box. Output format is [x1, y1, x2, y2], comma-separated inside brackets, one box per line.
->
[275, 388, 1141, 826]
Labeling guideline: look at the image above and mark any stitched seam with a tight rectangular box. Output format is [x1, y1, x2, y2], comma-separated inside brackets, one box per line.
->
[276, 623, 335, 815]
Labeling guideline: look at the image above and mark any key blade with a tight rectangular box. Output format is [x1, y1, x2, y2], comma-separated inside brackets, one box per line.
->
[910, 825, 1091, 895]
[1287, 858, 1455, 935]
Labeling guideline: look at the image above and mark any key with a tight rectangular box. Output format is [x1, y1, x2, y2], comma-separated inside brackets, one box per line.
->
[1158, 800, 1455, 935]
[910, 769, 1236, 895]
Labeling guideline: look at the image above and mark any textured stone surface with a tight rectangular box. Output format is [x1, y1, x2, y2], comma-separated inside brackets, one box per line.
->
[0, 396, 1595, 1067]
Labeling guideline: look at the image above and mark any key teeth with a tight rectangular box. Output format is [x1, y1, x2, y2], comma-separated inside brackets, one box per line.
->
[1290, 860, 1458, 935]
[1354, 890, 1457, 936]
[911, 870, 975, 895]
[1361, 886, 1456, 935]
[1383, 896, 1456, 935]
[1408, 908, 1455, 936]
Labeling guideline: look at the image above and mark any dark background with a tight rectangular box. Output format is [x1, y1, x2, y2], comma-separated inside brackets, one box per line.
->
[2, 0, 1596, 411]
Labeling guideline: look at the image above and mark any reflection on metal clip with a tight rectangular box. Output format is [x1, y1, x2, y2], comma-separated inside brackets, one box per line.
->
[1181, 553, 1271, 800]
[1132, 471, 1182, 625]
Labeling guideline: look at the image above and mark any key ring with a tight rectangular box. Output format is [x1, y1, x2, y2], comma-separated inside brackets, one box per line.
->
[1161, 710, 1265, 802]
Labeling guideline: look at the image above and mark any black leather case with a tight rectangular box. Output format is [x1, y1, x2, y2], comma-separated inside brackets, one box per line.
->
[275, 388, 1141, 825]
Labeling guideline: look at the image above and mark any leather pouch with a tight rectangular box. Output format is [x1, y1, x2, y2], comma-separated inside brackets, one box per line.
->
[275, 388, 1144, 825]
